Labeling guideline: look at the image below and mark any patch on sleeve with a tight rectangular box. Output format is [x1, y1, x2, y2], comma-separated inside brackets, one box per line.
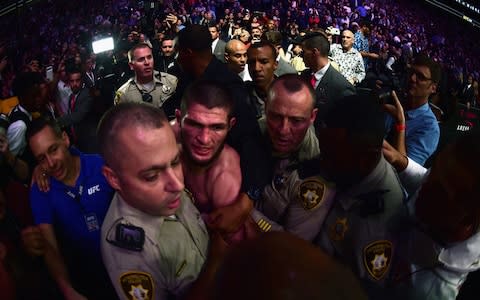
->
[363, 240, 393, 281]
[298, 178, 326, 210]
[119, 271, 154, 300]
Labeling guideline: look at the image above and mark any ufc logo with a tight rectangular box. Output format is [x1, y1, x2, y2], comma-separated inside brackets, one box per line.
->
[88, 185, 100, 195]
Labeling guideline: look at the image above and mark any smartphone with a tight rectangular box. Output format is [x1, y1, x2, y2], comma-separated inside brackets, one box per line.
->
[45, 65, 54, 81]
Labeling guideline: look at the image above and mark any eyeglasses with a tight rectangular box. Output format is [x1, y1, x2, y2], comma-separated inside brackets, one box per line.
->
[407, 67, 432, 82]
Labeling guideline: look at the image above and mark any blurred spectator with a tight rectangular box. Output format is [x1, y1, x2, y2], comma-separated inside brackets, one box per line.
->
[330, 29, 366, 85]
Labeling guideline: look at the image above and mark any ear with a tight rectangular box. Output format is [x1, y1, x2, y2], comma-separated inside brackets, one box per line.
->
[310, 108, 318, 125]
[102, 165, 121, 191]
[229, 117, 236, 129]
[175, 109, 182, 125]
[128, 61, 134, 71]
[61, 131, 71, 148]
[430, 82, 438, 94]
[273, 59, 278, 71]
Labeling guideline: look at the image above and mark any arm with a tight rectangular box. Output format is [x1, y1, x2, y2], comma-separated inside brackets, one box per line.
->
[383, 91, 406, 156]
[354, 53, 366, 83]
[405, 120, 440, 166]
[6, 120, 27, 156]
[0, 133, 29, 181]
[37, 224, 87, 300]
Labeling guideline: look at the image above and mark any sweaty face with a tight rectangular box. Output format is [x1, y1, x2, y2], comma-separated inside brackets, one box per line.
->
[341, 31, 354, 51]
[416, 147, 479, 244]
[180, 103, 232, 166]
[107, 126, 185, 216]
[68, 72, 82, 94]
[161, 40, 175, 57]
[226, 43, 248, 74]
[266, 84, 317, 155]
[129, 47, 154, 81]
[247, 46, 278, 90]
[406, 65, 436, 101]
[29, 126, 73, 183]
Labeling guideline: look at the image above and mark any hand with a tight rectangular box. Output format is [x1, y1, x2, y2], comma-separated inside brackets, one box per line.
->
[244, 216, 261, 240]
[382, 140, 408, 172]
[207, 230, 229, 263]
[21, 226, 47, 257]
[207, 193, 252, 234]
[382, 90, 405, 125]
[31, 165, 51, 192]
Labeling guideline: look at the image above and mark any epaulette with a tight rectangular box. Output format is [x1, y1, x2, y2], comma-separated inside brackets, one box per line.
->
[297, 156, 323, 180]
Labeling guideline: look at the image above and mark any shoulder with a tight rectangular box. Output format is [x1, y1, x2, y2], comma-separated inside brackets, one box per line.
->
[209, 145, 241, 181]
[156, 71, 178, 85]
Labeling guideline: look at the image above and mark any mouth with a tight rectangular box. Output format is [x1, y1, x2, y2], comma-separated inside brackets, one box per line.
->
[192, 145, 212, 156]
[51, 167, 64, 179]
[167, 196, 181, 210]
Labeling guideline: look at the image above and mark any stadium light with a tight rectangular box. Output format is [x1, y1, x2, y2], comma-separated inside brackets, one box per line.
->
[92, 37, 114, 54]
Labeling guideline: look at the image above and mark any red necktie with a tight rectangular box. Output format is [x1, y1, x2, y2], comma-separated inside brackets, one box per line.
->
[69, 94, 76, 113]
[310, 74, 317, 88]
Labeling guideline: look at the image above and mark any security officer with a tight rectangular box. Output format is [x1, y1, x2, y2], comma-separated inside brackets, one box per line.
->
[98, 103, 211, 299]
[313, 94, 407, 299]
[114, 43, 178, 111]
[207, 75, 324, 243]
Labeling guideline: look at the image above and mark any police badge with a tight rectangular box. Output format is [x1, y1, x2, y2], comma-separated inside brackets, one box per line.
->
[120, 271, 154, 300]
[298, 179, 326, 210]
[363, 240, 393, 281]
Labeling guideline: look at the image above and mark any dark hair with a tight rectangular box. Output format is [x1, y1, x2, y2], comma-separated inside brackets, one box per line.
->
[268, 74, 315, 110]
[264, 31, 282, 46]
[128, 43, 152, 62]
[177, 24, 212, 52]
[97, 102, 168, 167]
[11, 72, 45, 100]
[26, 116, 63, 142]
[181, 79, 235, 119]
[301, 32, 330, 57]
[412, 55, 441, 84]
[321, 93, 385, 151]
[248, 40, 277, 59]
[67, 67, 82, 77]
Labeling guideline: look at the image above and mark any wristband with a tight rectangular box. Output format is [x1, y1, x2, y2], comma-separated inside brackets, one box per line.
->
[395, 124, 406, 132]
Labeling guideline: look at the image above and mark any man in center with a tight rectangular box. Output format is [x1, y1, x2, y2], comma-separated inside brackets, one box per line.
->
[173, 80, 247, 241]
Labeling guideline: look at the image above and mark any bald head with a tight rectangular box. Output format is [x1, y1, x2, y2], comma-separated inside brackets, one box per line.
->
[341, 30, 354, 51]
[225, 39, 248, 74]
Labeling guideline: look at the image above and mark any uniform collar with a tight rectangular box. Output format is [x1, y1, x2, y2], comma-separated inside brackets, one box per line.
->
[339, 156, 387, 210]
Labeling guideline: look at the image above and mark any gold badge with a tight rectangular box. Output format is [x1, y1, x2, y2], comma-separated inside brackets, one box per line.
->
[363, 240, 393, 281]
[257, 218, 272, 232]
[329, 217, 348, 241]
[120, 271, 154, 300]
[298, 179, 325, 210]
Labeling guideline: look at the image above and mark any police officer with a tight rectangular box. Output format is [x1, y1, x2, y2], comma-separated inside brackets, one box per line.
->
[98, 103, 218, 300]
[114, 43, 178, 112]
[312, 94, 407, 299]
[210, 74, 327, 241]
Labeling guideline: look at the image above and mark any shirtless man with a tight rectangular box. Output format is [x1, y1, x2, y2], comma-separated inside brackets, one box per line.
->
[173, 80, 245, 241]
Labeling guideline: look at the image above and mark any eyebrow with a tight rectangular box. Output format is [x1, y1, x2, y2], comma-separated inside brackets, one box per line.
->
[183, 117, 227, 128]
[139, 152, 180, 173]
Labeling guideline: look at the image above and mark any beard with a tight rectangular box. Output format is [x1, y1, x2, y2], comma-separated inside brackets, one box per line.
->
[181, 139, 225, 168]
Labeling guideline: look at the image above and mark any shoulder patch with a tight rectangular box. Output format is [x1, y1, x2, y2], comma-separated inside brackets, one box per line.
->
[328, 217, 348, 241]
[120, 271, 154, 300]
[363, 240, 393, 281]
[298, 178, 325, 210]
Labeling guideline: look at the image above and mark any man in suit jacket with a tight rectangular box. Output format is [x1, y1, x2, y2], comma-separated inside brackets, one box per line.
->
[300, 32, 356, 122]
[57, 69, 97, 152]
[209, 24, 226, 63]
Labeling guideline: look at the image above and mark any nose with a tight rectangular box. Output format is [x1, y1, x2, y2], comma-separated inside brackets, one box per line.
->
[254, 61, 262, 72]
[196, 127, 211, 145]
[45, 155, 55, 169]
[165, 167, 184, 192]
[278, 118, 290, 134]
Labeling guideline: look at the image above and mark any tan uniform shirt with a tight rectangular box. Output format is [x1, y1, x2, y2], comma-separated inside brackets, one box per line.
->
[114, 71, 177, 108]
[101, 191, 209, 300]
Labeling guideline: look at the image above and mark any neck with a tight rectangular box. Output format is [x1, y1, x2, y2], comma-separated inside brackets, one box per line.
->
[136, 75, 154, 85]
[62, 155, 81, 187]
[406, 96, 428, 110]
[192, 54, 213, 78]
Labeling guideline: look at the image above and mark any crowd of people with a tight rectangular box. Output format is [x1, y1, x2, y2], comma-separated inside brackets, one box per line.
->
[1, 0, 480, 299]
